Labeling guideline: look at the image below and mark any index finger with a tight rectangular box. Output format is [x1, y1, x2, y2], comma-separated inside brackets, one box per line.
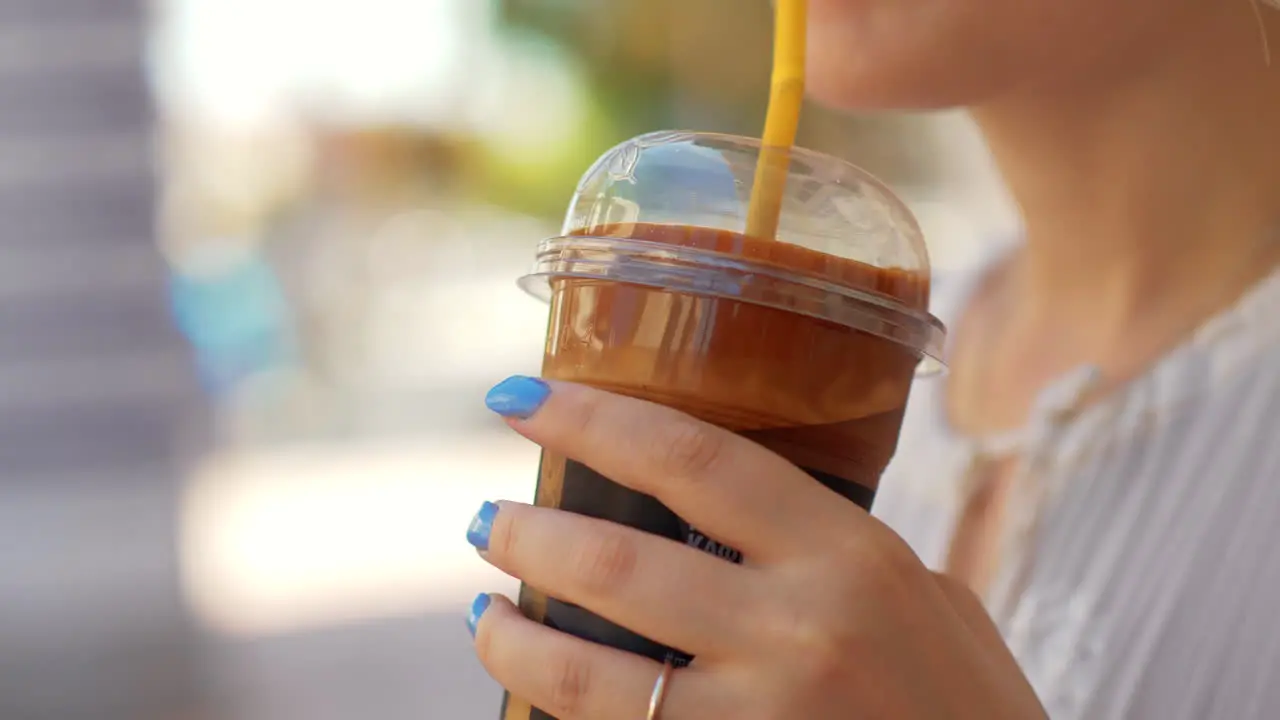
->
[485, 376, 866, 563]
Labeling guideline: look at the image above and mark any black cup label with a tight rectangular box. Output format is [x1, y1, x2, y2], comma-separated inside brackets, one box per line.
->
[550, 460, 872, 662]
[505, 460, 875, 720]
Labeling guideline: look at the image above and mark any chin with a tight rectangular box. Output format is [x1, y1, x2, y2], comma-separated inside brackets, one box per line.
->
[799, 0, 1187, 113]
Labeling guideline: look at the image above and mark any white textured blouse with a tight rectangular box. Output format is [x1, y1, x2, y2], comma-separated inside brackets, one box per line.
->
[874, 250, 1280, 720]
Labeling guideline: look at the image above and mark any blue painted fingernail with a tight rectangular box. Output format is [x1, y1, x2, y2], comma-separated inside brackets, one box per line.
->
[467, 593, 491, 638]
[467, 501, 499, 551]
[485, 376, 551, 419]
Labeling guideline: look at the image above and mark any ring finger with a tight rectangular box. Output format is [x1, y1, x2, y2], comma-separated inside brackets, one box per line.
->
[474, 501, 758, 660]
[473, 594, 728, 720]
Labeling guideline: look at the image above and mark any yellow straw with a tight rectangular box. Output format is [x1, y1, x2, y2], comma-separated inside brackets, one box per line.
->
[745, 0, 808, 240]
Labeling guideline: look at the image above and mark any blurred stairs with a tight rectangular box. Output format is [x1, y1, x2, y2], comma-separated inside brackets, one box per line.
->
[0, 1, 212, 718]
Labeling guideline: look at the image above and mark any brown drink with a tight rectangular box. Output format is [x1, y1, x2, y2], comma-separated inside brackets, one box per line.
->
[502, 133, 945, 720]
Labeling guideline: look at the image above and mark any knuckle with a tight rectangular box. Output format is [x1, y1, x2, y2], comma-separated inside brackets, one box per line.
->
[793, 613, 851, 672]
[545, 650, 593, 718]
[867, 544, 920, 600]
[570, 527, 639, 593]
[653, 418, 724, 482]
[795, 629, 858, 688]
[833, 525, 920, 595]
[788, 629, 861, 698]
[566, 391, 602, 438]
[758, 591, 861, 686]
[472, 612, 504, 671]
[492, 508, 521, 564]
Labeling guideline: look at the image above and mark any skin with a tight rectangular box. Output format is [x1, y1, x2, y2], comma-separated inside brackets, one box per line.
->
[471, 0, 1280, 716]
[474, 382, 1046, 719]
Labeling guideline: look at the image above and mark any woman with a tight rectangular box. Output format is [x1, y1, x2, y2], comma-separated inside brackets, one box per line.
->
[466, 0, 1280, 717]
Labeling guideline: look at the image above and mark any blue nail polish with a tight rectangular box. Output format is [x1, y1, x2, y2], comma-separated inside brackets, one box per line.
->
[467, 501, 499, 551]
[485, 376, 551, 419]
[467, 593, 491, 638]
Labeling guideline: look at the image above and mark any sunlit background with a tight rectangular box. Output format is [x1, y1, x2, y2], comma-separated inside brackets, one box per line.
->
[1, 1, 1016, 718]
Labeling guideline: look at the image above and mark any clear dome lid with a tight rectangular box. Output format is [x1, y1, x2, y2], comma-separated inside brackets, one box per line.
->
[519, 131, 946, 369]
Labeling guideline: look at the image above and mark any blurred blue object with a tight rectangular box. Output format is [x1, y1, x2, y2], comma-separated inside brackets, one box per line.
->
[168, 245, 297, 397]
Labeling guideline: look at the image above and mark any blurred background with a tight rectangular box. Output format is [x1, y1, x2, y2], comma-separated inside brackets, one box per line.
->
[0, 1, 1017, 718]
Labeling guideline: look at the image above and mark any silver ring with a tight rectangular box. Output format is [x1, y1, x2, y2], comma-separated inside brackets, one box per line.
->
[646, 660, 676, 720]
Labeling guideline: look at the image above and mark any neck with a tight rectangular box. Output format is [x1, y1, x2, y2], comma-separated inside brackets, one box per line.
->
[971, 2, 1280, 353]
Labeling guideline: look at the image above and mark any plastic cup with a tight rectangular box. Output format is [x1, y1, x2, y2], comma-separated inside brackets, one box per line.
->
[500, 131, 945, 720]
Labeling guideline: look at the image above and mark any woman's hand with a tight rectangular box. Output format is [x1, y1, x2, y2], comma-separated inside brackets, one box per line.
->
[465, 376, 1046, 720]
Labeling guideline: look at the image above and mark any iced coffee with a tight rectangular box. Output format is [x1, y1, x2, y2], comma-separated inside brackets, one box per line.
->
[501, 131, 945, 720]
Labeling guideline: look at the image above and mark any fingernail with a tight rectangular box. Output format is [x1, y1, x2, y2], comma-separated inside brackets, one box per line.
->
[485, 376, 551, 419]
[467, 593, 491, 638]
[467, 501, 500, 551]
